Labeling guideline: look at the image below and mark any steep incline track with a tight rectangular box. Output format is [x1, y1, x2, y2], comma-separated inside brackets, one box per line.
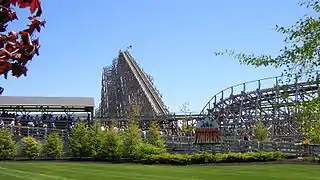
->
[121, 50, 168, 116]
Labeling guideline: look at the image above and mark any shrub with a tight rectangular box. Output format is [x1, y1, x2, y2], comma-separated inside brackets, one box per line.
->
[87, 122, 104, 157]
[99, 127, 123, 159]
[138, 143, 165, 158]
[20, 136, 42, 159]
[0, 129, 17, 159]
[144, 152, 285, 165]
[253, 119, 270, 141]
[190, 152, 216, 164]
[69, 122, 96, 158]
[146, 121, 166, 149]
[42, 132, 63, 159]
[122, 121, 143, 159]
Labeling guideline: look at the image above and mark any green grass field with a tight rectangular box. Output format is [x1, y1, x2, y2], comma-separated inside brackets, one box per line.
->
[0, 162, 319, 180]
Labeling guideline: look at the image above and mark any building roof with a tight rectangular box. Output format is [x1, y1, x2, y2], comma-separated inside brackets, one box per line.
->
[0, 96, 94, 108]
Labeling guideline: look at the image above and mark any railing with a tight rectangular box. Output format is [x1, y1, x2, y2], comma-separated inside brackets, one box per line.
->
[0, 126, 68, 140]
[125, 50, 167, 114]
[199, 71, 319, 117]
[122, 50, 167, 115]
[165, 136, 320, 156]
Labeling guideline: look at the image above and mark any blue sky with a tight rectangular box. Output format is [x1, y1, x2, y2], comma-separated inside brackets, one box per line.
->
[0, 0, 314, 112]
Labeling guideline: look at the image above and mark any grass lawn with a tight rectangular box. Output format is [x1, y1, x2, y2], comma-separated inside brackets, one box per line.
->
[0, 162, 319, 180]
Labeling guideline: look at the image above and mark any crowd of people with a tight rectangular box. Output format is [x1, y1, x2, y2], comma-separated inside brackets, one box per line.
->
[0, 111, 92, 136]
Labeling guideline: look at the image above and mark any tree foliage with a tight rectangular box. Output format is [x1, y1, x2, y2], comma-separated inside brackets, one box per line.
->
[179, 102, 195, 136]
[215, 0, 320, 78]
[69, 122, 98, 158]
[0, 129, 17, 159]
[138, 143, 165, 157]
[42, 132, 63, 158]
[180, 119, 194, 136]
[128, 104, 141, 124]
[146, 121, 166, 149]
[122, 105, 144, 159]
[20, 136, 42, 159]
[100, 124, 123, 158]
[253, 119, 270, 141]
[88, 121, 104, 157]
[293, 99, 320, 143]
[123, 120, 143, 159]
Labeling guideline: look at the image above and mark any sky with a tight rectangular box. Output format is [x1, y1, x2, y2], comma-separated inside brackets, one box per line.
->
[0, 0, 315, 113]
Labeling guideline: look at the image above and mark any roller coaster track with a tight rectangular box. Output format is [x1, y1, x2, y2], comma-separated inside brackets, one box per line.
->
[121, 50, 168, 116]
[199, 72, 320, 141]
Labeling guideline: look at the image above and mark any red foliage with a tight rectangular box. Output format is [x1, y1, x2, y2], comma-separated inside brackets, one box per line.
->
[0, 0, 45, 94]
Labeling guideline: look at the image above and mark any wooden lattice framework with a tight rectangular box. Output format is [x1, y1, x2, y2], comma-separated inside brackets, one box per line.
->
[199, 72, 319, 141]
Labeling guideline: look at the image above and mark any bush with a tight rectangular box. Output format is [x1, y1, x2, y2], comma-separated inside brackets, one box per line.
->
[99, 127, 123, 159]
[69, 122, 98, 158]
[138, 143, 165, 158]
[42, 132, 63, 159]
[122, 121, 143, 159]
[146, 121, 166, 149]
[253, 119, 270, 141]
[20, 136, 42, 159]
[190, 152, 215, 164]
[0, 129, 17, 159]
[144, 152, 285, 165]
[88, 122, 104, 158]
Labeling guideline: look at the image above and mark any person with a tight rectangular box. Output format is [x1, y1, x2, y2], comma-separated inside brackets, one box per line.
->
[49, 114, 54, 126]
[27, 120, 34, 133]
[0, 119, 4, 128]
[243, 133, 249, 141]
[87, 114, 91, 125]
[17, 120, 21, 136]
[8, 119, 14, 128]
[27, 120, 34, 127]
[51, 122, 55, 128]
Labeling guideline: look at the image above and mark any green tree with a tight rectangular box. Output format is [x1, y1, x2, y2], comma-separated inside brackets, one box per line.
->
[179, 102, 195, 136]
[253, 119, 270, 141]
[69, 122, 96, 158]
[146, 121, 166, 149]
[20, 136, 42, 159]
[100, 124, 123, 159]
[215, 0, 320, 78]
[180, 119, 195, 136]
[0, 129, 17, 159]
[123, 121, 143, 159]
[123, 105, 143, 159]
[42, 132, 63, 159]
[293, 99, 320, 143]
[128, 104, 141, 124]
[88, 121, 104, 157]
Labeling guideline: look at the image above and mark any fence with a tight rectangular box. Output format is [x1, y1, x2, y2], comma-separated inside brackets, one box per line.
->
[1, 126, 68, 140]
[165, 136, 320, 157]
[3, 126, 320, 157]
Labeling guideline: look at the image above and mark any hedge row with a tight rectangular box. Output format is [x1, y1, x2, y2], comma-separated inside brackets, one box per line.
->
[0, 130, 61, 160]
[0, 123, 288, 165]
[143, 152, 286, 165]
[0, 122, 167, 160]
